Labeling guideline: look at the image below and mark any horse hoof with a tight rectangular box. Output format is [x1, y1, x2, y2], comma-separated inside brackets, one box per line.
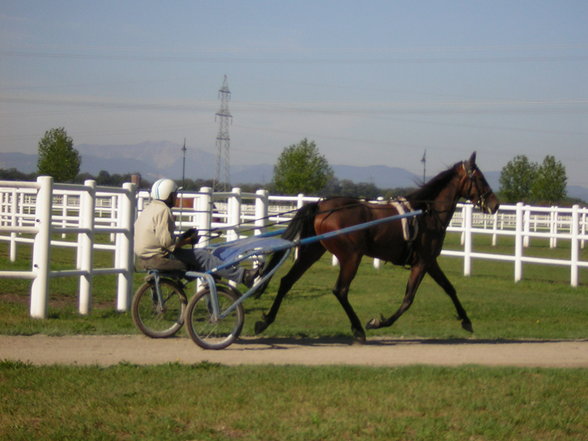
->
[352, 330, 366, 345]
[352, 337, 366, 346]
[254, 320, 267, 335]
[462, 320, 474, 333]
[366, 318, 381, 330]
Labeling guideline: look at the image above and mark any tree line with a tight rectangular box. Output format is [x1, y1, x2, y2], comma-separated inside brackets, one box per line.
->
[0, 127, 581, 206]
[499, 155, 568, 205]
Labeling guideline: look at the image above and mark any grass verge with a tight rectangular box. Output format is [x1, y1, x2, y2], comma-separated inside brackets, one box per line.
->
[1, 361, 587, 441]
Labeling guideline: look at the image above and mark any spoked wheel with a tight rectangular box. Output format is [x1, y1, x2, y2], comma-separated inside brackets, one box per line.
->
[185, 285, 244, 350]
[131, 279, 187, 338]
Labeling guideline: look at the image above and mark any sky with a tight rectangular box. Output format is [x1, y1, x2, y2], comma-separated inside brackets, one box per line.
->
[1, 0, 587, 186]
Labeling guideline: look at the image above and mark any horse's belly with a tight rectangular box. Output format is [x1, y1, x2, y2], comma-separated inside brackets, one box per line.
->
[367, 241, 407, 265]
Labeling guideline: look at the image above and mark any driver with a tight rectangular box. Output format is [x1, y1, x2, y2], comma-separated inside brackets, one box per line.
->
[134, 178, 259, 287]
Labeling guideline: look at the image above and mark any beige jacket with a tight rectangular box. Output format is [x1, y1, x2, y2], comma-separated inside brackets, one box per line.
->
[134, 200, 176, 259]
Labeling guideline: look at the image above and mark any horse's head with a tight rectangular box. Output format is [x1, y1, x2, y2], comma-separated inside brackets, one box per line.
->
[458, 152, 500, 214]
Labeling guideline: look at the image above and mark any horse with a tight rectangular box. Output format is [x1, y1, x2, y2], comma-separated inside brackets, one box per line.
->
[254, 152, 500, 343]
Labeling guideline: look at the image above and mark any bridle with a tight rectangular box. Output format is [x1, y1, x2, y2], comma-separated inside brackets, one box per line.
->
[461, 162, 493, 212]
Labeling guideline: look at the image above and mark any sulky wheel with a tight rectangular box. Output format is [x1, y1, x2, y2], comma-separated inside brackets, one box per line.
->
[185, 285, 244, 350]
[131, 279, 187, 338]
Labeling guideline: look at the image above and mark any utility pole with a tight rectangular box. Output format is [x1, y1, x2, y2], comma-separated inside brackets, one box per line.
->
[181, 138, 187, 189]
[214, 75, 232, 191]
[421, 149, 427, 183]
[177, 139, 188, 232]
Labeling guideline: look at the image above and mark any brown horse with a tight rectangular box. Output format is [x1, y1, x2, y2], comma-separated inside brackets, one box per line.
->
[255, 152, 500, 342]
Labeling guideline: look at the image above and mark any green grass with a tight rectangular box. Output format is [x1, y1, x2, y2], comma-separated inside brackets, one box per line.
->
[1, 236, 587, 441]
[0, 361, 586, 441]
[1, 233, 588, 340]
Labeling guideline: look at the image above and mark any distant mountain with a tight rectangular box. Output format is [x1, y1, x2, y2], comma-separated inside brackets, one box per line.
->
[78, 142, 425, 188]
[0, 152, 37, 173]
[332, 164, 420, 189]
[0, 141, 424, 188]
[567, 186, 588, 203]
[231, 164, 274, 185]
[76, 141, 218, 181]
[0, 141, 584, 202]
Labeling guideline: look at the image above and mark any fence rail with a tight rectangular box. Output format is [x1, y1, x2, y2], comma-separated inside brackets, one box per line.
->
[1, 179, 587, 319]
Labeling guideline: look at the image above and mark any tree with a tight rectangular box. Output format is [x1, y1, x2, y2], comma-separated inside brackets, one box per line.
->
[499, 155, 537, 203]
[0, 168, 36, 181]
[531, 155, 567, 204]
[37, 127, 81, 182]
[272, 138, 334, 195]
[499, 154, 568, 205]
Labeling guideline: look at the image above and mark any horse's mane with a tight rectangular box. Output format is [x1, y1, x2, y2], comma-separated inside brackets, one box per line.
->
[406, 161, 461, 206]
[320, 162, 462, 210]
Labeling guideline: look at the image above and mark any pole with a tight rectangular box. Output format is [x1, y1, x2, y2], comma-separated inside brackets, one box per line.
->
[179, 139, 187, 231]
[181, 138, 187, 189]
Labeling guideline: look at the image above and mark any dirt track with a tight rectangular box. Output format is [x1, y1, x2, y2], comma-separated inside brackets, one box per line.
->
[1, 335, 588, 368]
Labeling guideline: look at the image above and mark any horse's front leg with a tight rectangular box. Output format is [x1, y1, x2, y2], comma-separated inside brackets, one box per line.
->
[331, 255, 365, 344]
[366, 262, 427, 330]
[427, 259, 473, 332]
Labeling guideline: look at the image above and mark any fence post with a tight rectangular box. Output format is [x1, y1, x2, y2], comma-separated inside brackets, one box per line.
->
[255, 189, 268, 235]
[491, 211, 498, 246]
[523, 206, 530, 248]
[116, 182, 136, 312]
[463, 204, 473, 276]
[460, 204, 466, 246]
[581, 210, 586, 250]
[550, 206, 558, 248]
[514, 202, 524, 282]
[297, 193, 305, 209]
[30, 176, 53, 319]
[78, 180, 96, 315]
[110, 195, 117, 242]
[197, 187, 213, 246]
[60, 194, 68, 239]
[570, 204, 579, 287]
[227, 187, 241, 242]
[9, 188, 17, 262]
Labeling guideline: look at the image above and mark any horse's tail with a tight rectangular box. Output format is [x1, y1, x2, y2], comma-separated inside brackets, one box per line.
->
[255, 202, 320, 297]
[281, 201, 320, 241]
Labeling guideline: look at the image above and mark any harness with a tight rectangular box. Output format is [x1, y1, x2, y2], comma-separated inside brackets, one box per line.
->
[389, 197, 419, 242]
[369, 197, 419, 267]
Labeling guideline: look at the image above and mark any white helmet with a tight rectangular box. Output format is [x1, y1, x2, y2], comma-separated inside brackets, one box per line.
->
[150, 178, 178, 201]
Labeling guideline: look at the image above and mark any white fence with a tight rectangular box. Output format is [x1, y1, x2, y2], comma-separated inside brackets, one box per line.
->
[444, 203, 588, 287]
[0, 177, 136, 318]
[1, 182, 316, 319]
[1, 179, 587, 319]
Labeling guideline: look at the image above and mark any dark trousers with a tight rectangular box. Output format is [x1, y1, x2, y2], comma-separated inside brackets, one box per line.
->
[171, 247, 245, 283]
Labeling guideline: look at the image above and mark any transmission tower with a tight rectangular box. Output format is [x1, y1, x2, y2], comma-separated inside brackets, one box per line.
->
[214, 75, 232, 191]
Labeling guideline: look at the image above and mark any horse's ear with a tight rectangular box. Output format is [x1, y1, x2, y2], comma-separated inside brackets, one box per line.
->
[465, 152, 477, 172]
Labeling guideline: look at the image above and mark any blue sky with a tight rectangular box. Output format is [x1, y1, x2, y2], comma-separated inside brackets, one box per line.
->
[1, 1, 587, 185]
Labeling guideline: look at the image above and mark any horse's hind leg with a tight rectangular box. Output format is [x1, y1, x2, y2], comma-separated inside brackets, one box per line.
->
[427, 259, 473, 332]
[366, 263, 427, 330]
[254, 243, 326, 335]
